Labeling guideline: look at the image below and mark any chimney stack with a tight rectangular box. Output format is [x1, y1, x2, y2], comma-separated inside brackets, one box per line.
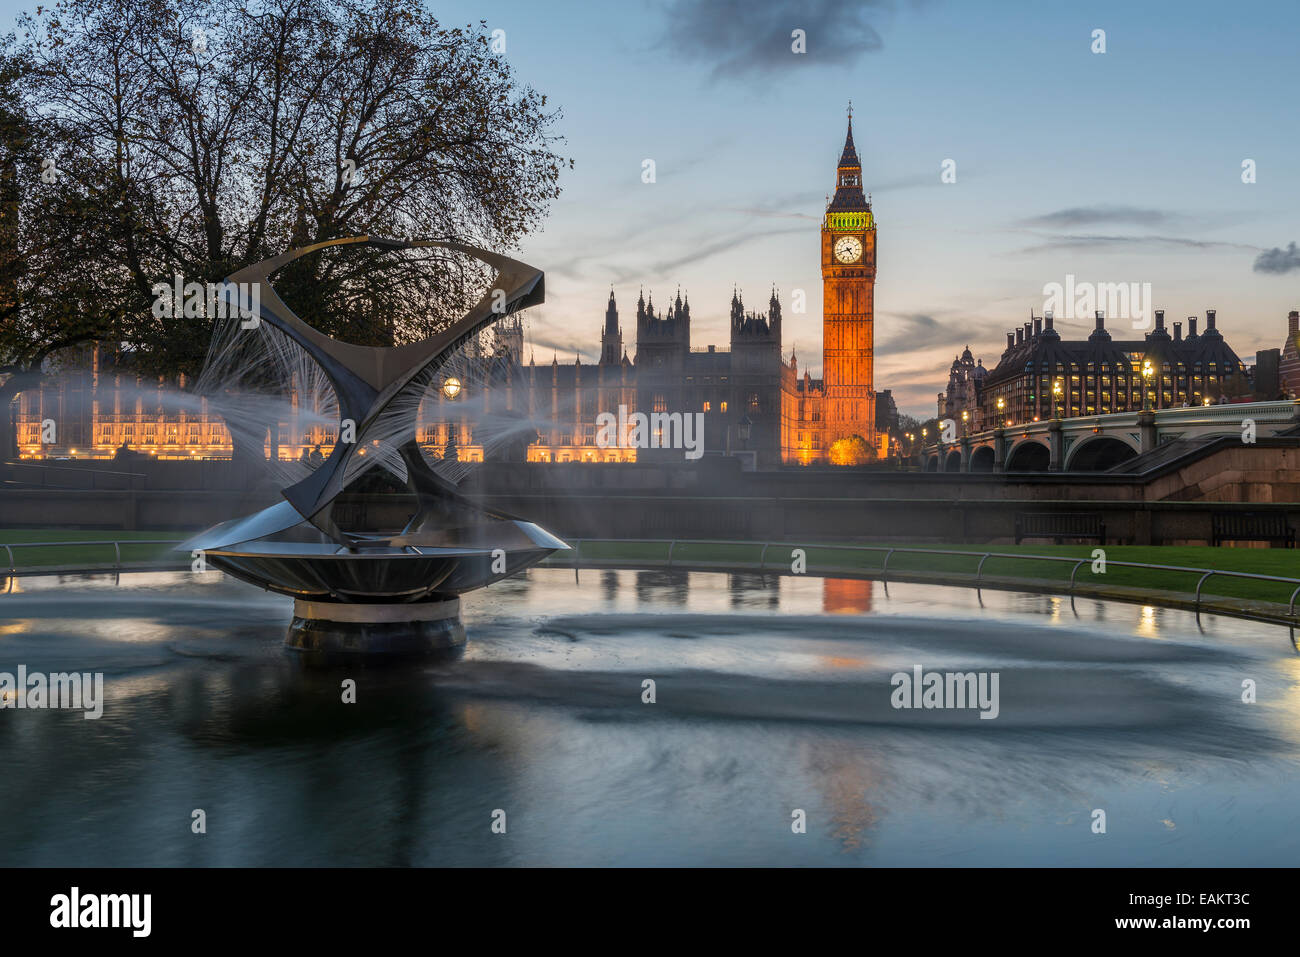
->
[1016, 328, 1023, 346]
[1189, 316, 1198, 337]
[1289, 310, 1299, 335]
[1174, 321, 1182, 341]
[1024, 321, 1032, 341]
[1095, 310, 1105, 332]
[1045, 310, 1055, 331]
[1155, 309, 1165, 332]
[1206, 308, 1217, 330]
[1033, 317, 1042, 336]
[1007, 332, 1015, 349]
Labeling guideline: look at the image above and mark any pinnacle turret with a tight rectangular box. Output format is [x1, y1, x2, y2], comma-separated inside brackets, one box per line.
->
[828, 109, 869, 212]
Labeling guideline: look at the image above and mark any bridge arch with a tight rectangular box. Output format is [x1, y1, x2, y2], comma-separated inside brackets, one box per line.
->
[925, 454, 940, 472]
[943, 450, 963, 472]
[969, 445, 995, 472]
[1066, 435, 1140, 472]
[1005, 439, 1050, 472]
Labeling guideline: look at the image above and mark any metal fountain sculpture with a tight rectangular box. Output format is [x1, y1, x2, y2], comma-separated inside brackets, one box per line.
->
[179, 236, 567, 655]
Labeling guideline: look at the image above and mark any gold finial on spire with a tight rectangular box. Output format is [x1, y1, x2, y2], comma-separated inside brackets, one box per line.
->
[847, 99, 853, 122]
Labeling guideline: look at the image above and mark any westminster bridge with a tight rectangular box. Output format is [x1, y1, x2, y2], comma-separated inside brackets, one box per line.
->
[919, 400, 1300, 473]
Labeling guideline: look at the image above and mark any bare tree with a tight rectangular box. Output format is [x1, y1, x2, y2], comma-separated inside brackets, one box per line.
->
[0, 0, 569, 458]
[0, 47, 126, 458]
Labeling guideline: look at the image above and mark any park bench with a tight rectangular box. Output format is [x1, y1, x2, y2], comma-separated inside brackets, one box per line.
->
[1014, 512, 1106, 546]
[1211, 511, 1295, 548]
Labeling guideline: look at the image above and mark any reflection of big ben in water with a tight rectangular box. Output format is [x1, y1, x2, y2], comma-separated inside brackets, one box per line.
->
[822, 577, 873, 615]
[821, 105, 877, 449]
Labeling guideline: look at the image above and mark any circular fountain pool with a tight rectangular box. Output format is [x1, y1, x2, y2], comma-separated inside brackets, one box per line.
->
[1, 568, 1297, 866]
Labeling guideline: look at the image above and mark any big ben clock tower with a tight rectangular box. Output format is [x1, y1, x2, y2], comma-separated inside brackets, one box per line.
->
[821, 106, 877, 452]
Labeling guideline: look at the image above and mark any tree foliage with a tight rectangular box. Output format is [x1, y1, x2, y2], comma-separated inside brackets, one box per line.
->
[0, 0, 570, 456]
[828, 433, 875, 466]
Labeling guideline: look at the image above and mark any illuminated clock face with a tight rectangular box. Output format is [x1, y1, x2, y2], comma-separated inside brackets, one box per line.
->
[834, 236, 863, 263]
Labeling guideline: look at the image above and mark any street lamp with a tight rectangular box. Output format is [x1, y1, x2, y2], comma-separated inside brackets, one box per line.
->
[737, 413, 752, 445]
[996, 396, 1007, 426]
[961, 409, 969, 434]
[1141, 359, 1154, 412]
[1052, 378, 1063, 420]
[442, 376, 462, 399]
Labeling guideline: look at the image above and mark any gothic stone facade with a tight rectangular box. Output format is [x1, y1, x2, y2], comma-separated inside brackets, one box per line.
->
[939, 309, 1252, 434]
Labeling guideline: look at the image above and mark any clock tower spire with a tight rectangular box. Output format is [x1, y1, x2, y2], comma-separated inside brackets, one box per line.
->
[821, 108, 877, 455]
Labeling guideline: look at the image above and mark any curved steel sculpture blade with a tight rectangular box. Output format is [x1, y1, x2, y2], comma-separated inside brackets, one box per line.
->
[179, 237, 566, 604]
[219, 236, 543, 538]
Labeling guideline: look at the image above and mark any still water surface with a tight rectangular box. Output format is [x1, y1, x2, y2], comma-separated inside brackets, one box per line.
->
[1, 568, 1298, 865]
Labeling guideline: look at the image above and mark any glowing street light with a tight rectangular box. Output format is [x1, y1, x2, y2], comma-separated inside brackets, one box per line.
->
[1052, 378, 1063, 419]
[1141, 359, 1154, 411]
[442, 376, 462, 399]
[996, 395, 1008, 426]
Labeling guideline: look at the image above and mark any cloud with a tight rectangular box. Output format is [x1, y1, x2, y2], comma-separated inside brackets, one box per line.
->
[871, 170, 956, 193]
[723, 205, 821, 221]
[523, 330, 599, 362]
[874, 310, 1007, 357]
[658, 0, 893, 80]
[1011, 233, 1259, 255]
[721, 188, 824, 220]
[1016, 205, 1186, 229]
[1253, 241, 1300, 274]
[872, 312, 940, 353]
[722, 173, 939, 222]
[1009, 206, 1268, 257]
[648, 224, 806, 276]
[873, 357, 958, 417]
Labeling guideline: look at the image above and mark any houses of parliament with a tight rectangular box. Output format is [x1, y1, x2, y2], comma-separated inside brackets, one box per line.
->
[13, 118, 892, 469]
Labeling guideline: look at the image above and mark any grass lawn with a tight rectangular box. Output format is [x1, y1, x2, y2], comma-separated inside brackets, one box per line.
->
[0, 530, 187, 569]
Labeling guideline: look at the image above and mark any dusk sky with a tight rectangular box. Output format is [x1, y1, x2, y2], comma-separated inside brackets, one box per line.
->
[5, 0, 1298, 417]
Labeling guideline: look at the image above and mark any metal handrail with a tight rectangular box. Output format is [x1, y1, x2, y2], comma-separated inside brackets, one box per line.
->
[7, 535, 1300, 621]
[549, 538, 1300, 581]
[1, 539, 183, 574]
[542, 538, 1300, 616]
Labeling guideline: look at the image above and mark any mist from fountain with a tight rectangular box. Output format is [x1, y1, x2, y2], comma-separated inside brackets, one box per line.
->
[180, 307, 570, 489]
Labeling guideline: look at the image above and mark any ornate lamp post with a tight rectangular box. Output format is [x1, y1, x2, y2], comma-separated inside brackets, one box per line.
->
[996, 395, 1007, 426]
[961, 409, 969, 435]
[440, 376, 462, 461]
[1141, 359, 1154, 412]
[1052, 378, 1063, 420]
